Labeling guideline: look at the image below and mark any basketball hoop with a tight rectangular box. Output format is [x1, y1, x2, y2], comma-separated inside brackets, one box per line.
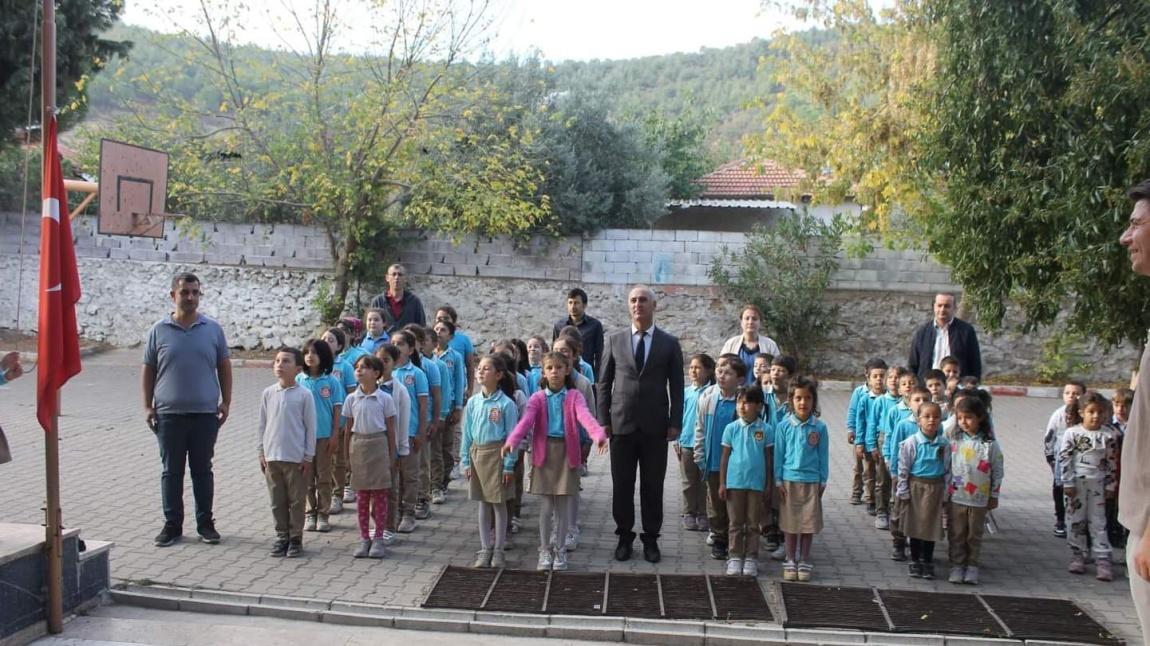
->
[97, 138, 177, 238]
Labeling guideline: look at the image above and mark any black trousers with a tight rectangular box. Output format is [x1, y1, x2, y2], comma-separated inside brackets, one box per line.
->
[156, 413, 219, 531]
[610, 432, 668, 543]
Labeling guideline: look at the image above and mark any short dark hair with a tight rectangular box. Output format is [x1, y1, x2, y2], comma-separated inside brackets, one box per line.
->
[375, 343, 400, 362]
[276, 346, 304, 367]
[958, 375, 980, 388]
[1066, 390, 1111, 427]
[737, 385, 765, 405]
[916, 400, 942, 419]
[1114, 387, 1135, 407]
[566, 288, 588, 304]
[771, 355, 797, 375]
[909, 385, 931, 399]
[324, 327, 347, 351]
[355, 354, 384, 374]
[1129, 179, 1150, 203]
[726, 357, 748, 379]
[302, 339, 334, 375]
[864, 358, 888, 373]
[436, 305, 459, 323]
[926, 369, 947, 384]
[1066, 380, 1087, 393]
[434, 319, 456, 336]
[940, 356, 961, 369]
[170, 272, 200, 291]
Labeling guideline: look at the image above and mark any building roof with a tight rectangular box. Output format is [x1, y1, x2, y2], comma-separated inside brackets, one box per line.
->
[697, 159, 805, 198]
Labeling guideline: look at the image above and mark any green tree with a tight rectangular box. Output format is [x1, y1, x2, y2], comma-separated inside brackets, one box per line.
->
[922, 0, 1150, 346]
[641, 107, 712, 200]
[87, 0, 550, 320]
[1, 0, 131, 139]
[709, 211, 846, 367]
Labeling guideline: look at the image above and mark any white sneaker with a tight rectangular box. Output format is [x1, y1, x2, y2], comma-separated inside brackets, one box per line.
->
[510, 516, 521, 534]
[315, 517, 331, 532]
[491, 549, 507, 569]
[742, 559, 759, 577]
[343, 489, 357, 503]
[381, 530, 397, 546]
[432, 488, 446, 504]
[875, 513, 890, 530]
[725, 558, 744, 576]
[450, 463, 462, 480]
[329, 496, 344, 514]
[537, 548, 554, 571]
[564, 529, 579, 552]
[473, 548, 493, 568]
[552, 548, 569, 571]
[304, 515, 317, 532]
[770, 546, 787, 561]
[706, 532, 716, 546]
[398, 516, 416, 533]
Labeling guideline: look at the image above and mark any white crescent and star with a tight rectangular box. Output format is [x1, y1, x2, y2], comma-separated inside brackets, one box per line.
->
[42, 197, 60, 223]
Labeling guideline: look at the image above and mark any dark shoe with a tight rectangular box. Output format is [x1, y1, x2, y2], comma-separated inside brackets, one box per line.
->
[908, 561, 923, 578]
[285, 538, 302, 558]
[711, 541, 729, 560]
[1053, 523, 1067, 538]
[197, 520, 221, 544]
[866, 503, 877, 516]
[154, 525, 182, 548]
[614, 539, 633, 562]
[891, 544, 907, 561]
[268, 538, 289, 557]
[643, 541, 661, 564]
[921, 562, 936, 580]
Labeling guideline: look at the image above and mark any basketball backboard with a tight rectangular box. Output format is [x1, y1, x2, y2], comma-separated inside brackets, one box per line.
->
[97, 139, 169, 238]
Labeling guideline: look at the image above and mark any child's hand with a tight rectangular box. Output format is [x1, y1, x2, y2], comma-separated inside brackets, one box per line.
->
[847, 431, 856, 444]
[596, 439, 608, 455]
[778, 485, 787, 502]
[819, 484, 826, 498]
[871, 449, 881, 461]
[258, 456, 267, 472]
[464, 467, 472, 480]
[718, 485, 728, 501]
[502, 472, 513, 485]
[300, 461, 311, 474]
[988, 497, 999, 511]
[500, 445, 512, 458]
[854, 445, 864, 459]
[1063, 487, 1076, 498]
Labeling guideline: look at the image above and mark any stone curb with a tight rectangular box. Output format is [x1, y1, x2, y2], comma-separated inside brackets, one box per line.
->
[108, 585, 1100, 646]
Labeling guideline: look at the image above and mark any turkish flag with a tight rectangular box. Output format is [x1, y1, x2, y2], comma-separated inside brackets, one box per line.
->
[37, 114, 82, 431]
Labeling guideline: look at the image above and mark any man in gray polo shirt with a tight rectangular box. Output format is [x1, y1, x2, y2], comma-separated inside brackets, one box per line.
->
[143, 272, 233, 547]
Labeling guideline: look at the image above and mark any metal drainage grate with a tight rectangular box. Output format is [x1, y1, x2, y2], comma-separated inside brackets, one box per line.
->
[606, 573, 662, 618]
[781, 584, 888, 631]
[710, 575, 773, 622]
[484, 570, 549, 613]
[880, 590, 1005, 637]
[545, 572, 606, 616]
[981, 595, 1122, 645]
[422, 565, 496, 610]
[659, 574, 714, 620]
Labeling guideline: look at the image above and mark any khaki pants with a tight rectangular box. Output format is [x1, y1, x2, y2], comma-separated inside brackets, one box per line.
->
[265, 461, 306, 540]
[852, 450, 874, 502]
[1127, 532, 1150, 646]
[332, 431, 350, 499]
[947, 502, 988, 567]
[678, 449, 707, 517]
[705, 472, 730, 543]
[429, 419, 455, 491]
[508, 452, 525, 519]
[306, 438, 334, 518]
[419, 434, 433, 503]
[388, 450, 420, 528]
[727, 489, 763, 559]
[875, 435, 891, 515]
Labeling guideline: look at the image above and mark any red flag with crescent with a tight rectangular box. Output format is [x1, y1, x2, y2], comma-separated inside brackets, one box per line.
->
[37, 114, 82, 431]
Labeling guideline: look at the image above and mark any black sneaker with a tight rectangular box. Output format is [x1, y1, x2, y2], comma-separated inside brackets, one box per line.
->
[866, 503, 877, 516]
[285, 538, 302, 558]
[891, 544, 907, 561]
[268, 538, 289, 557]
[921, 563, 936, 580]
[197, 521, 221, 544]
[908, 561, 923, 578]
[1053, 523, 1067, 538]
[154, 525, 182, 547]
[711, 541, 729, 560]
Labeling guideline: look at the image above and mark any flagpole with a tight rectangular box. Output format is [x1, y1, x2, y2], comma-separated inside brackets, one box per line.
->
[42, 0, 64, 634]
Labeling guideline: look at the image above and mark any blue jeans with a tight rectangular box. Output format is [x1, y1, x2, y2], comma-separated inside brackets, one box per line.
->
[156, 413, 219, 531]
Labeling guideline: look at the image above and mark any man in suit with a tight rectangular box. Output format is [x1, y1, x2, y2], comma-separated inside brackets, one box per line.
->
[597, 285, 684, 563]
[907, 293, 983, 381]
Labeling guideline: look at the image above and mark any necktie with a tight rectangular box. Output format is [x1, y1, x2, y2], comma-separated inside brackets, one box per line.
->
[635, 330, 646, 374]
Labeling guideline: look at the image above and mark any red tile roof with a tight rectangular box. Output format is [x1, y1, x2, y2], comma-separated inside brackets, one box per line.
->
[698, 159, 805, 198]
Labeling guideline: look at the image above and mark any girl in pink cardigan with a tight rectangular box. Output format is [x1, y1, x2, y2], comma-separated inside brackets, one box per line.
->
[504, 352, 608, 571]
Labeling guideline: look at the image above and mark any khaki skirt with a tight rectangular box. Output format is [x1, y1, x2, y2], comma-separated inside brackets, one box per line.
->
[903, 476, 945, 541]
[349, 432, 392, 491]
[779, 481, 823, 534]
[469, 442, 514, 503]
[528, 438, 579, 496]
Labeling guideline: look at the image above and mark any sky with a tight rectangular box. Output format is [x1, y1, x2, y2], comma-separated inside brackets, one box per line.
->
[120, 0, 817, 62]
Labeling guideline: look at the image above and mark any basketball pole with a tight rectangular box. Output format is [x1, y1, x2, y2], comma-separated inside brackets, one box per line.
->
[42, 0, 65, 634]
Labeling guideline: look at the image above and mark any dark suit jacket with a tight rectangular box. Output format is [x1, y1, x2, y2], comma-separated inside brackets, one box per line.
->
[908, 317, 982, 380]
[596, 326, 684, 436]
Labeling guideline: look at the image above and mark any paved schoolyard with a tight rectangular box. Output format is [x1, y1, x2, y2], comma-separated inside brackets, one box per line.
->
[0, 349, 1141, 641]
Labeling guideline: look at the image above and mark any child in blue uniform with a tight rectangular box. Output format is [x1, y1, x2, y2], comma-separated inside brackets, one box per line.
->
[390, 330, 429, 534]
[848, 359, 887, 507]
[885, 385, 931, 562]
[677, 353, 715, 532]
[896, 401, 949, 579]
[774, 376, 829, 582]
[297, 339, 345, 533]
[693, 357, 746, 560]
[719, 386, 773, 577]
[869, 366, 906, 530]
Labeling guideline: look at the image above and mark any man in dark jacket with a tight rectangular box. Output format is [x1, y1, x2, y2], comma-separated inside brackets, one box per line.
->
[552, 287, 605, 376]
[907, 293, 982, 380]
[369, 264, 426, 334]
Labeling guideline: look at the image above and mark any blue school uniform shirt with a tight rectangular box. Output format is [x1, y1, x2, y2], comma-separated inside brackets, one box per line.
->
[774, 413, 830, 485]
[448, 332, 475, 365]
[905, 431, 949, 478]
[854, 390, 883, 447]
[678, 384, 708, 448]
[331, 357, 357, 393]
[337, 346, 369, 369]
[359, 333, 389, 355]
[864, 392, 900, 452]
[706, 397, 739, 474]
[516, 373, 530, 396]
[579, 359, 595, 384]
[886, 417, 931, 475]
[846, 385, 867, 439]
[881, 400, 913, 448]
[393, 361, 429, 437]
[437, 346, 467, 410]
[460, 389, 519, 473]
[546, 387, 567, 438]
[527, 365, 543, 393]
[295, 373, 346, 440]
[721, 418, 773, 490]
[423, 354, 449, 418]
